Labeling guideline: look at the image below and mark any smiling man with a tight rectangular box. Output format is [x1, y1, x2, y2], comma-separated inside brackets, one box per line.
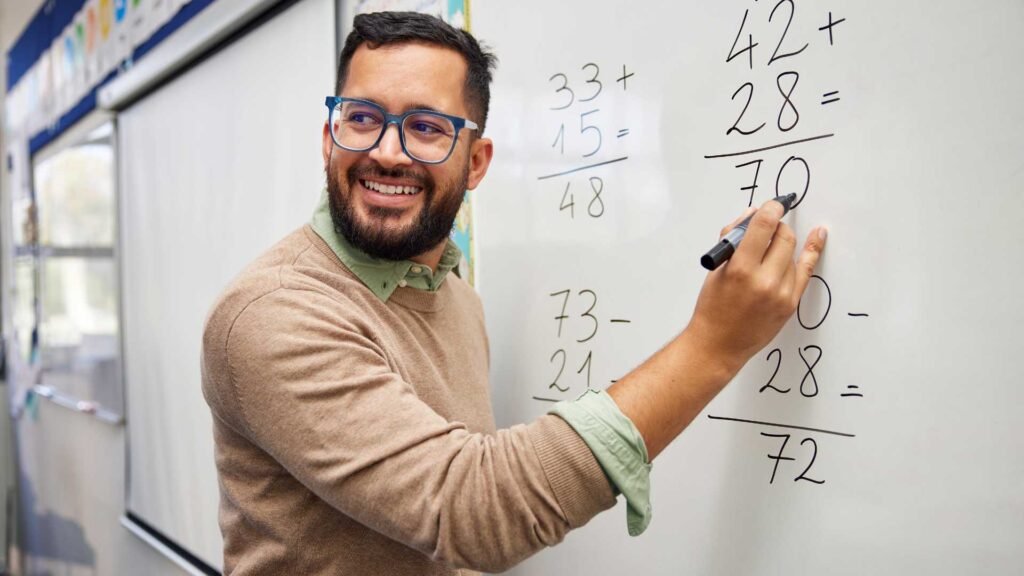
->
[201, 11, 826, 576]
[324, 39, 490, 268]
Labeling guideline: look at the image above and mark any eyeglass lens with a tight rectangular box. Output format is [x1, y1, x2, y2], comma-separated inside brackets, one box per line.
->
[332, 101, 457, 163]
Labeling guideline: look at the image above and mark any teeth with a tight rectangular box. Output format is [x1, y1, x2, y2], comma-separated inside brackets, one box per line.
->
[363, 180, 420, 195]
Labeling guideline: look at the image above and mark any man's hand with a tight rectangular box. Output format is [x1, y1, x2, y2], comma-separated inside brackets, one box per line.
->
[607, 198, 827, 460]
[687, 199, 828, 375]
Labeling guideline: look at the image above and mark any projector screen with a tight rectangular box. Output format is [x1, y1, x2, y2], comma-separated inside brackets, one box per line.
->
[118, 0, 335, 567]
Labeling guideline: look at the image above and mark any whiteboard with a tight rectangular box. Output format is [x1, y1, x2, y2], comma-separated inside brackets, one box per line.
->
[473, 1, 1024, 574]
[118, 0, 335, 567]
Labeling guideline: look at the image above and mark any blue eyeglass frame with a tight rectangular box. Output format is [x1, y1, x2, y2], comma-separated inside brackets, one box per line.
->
[324, 96, 479, 165]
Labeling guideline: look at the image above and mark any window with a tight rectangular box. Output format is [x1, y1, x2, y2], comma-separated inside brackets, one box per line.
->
[26, 121, 122, 415]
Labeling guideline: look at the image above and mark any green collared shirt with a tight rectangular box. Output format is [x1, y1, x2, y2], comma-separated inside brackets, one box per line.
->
[550, 389, 652, 536]
[309, 189, 462, 301]
[309, 190, 653, 535]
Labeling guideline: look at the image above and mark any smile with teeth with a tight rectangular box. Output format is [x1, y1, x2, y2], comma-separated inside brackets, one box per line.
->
[362, 179, 422, 195]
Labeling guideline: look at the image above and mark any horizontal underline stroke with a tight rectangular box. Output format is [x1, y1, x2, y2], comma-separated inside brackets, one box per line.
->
[707, 414, 855, 438]
[537, 156, 630, 180]
[704, 133, 835, 159]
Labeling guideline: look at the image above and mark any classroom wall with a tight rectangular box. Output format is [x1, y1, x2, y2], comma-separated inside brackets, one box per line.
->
[1, 382, 12, 571]
[1, 0, 347, 572]
[12, 397, 185, 576]
[2, 5, 37, 573]
[0, 3, 181, 576]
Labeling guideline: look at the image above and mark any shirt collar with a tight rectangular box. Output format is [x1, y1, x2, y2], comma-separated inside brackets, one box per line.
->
[309, 188, 462, 301]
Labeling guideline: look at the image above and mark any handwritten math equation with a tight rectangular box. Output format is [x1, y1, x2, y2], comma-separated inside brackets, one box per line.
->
[531, 289, 632, 403]
[528, 61, 639, 403]
[537, 62, 635, 219]
[525, 2, 870, 487]
[704, 0, 867, 486]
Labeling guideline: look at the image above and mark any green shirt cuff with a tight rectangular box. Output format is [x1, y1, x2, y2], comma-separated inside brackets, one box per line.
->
[549, 389, 652, 536]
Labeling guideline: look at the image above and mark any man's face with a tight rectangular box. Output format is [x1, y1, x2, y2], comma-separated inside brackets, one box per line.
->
[322, 42, 492, 261]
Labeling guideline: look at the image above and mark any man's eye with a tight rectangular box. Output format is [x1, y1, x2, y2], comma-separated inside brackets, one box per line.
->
[410, 121, 444, 135]
[409, 121, 438, 133]
[349, 113, 379, 124]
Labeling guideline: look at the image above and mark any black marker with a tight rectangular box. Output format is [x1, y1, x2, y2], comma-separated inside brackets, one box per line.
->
[700, 193, 799, 271]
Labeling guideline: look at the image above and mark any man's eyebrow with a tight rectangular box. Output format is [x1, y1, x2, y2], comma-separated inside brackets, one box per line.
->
[405, 103, 445, 114]
[343, 95, 448, 115]
[346, 95, 384, 107]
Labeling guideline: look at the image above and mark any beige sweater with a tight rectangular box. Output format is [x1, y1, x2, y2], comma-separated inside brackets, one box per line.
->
[201, 226, 616, 575]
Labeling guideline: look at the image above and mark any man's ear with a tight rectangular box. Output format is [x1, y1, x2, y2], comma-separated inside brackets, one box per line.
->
[322, 121, 334, 170]
[466, 137, 493, 190]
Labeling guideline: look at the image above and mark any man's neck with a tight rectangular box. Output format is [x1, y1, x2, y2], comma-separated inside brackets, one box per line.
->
[409, 240, 448, 272]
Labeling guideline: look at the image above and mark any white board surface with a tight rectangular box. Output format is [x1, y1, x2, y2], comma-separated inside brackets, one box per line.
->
[119, 0, 335, 567]
[473, 1, 1024, 574]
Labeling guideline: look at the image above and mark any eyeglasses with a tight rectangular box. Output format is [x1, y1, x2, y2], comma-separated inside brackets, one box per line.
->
[324, 96, 478, 164]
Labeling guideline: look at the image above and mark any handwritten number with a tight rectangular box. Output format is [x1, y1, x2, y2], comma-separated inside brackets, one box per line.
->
[579, 63, 602, 102]
[728, 82, 765, 136]
[560, 179, 604, 219]
[588, 177, 605, 218]
[551, 123, 565, 154]
[559, 182, 576, 218]
[550, 290, 571, 337]
[727, 9, 758, 70]
[576, 351, 593, 389]
[775, 156, 810, 209]
[763, 433, 826, 485]
[797, 275, 832, 330]
[580, 110, 602, 157]
[761, 433, 795, 484]
[551, 289, 600, 343]
[577, 289, 599, 343]
[795, 438, 825, 484]
[776, 71, 800, 132]
[798, 345, 822, 397]
[760, 348, 790, 394]
[736, 158, 764, 207]
[726, 2, 808, 68]
[769, 0, 809, 65]
[549, 349, 568, 392]
[549, 73, 574, 110]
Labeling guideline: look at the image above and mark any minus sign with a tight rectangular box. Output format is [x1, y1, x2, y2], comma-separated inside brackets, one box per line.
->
[610, 319, 631, 323]
[531, 396, 560, 403]
[848, 313, 869, 317]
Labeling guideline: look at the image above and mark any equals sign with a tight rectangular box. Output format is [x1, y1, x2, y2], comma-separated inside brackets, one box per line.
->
[821, 91, 841, 105]
[617, 128, 630, 138]
[841, 385, 863, 398]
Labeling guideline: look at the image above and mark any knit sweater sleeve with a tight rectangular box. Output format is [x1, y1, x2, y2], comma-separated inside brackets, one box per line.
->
[202, 285, 616, 573]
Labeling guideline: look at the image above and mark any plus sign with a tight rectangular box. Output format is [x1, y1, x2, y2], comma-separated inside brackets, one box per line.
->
[818, 11, 846, 46]
[616, 65, 634, 91]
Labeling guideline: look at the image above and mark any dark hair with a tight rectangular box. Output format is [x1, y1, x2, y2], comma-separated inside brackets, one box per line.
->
[336, 12, 498, 134]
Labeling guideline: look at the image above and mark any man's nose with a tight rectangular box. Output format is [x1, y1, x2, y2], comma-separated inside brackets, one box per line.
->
[368, 123, 414, 168]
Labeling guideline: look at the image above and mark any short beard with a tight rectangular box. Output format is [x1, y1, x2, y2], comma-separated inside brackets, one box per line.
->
[327, 159, 468, 261]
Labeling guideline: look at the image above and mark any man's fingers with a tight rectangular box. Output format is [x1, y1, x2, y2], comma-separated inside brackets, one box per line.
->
[719, 206, 757, 238]
[781, 258, 797, 303]
[731, 199, 785, 269]
[762, 222, 797, 277]
[791, 227, 828, 301]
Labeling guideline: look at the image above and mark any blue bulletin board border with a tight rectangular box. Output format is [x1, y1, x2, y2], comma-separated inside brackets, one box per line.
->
[8, 0, 219, 156]
[7, 0, 87, 92]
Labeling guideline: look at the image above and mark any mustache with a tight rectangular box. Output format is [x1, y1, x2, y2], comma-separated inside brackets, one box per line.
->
[348, 163, 431, 189]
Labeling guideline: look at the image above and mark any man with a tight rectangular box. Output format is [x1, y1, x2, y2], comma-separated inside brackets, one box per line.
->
[201, 11, 826, 576]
